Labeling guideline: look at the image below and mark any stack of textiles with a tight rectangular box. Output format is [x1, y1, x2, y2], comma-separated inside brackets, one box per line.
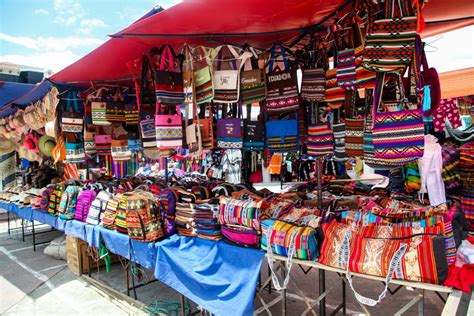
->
[194, 204, 222, 240]
[459, 142, 474, 231]
[175, 202, 198, 237]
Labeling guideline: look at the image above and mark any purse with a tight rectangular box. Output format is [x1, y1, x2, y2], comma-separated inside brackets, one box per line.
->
[363, 0, 417, 73]
[218, 196, 267, 230]
[301, 38, 327, 102]
[111, 125, 132, 161]
[62, 92, 84, 133]
[139, 55, 158, 148]
[240, 47, 267, 104]
[213, 45, 244, 103]
[65, 134, 86, 164]
[153, 45, 185, 106]
[94, 127, 112, 156]
[105, 89, 126, 123]
[307, 103, 334, 157]
[84, 125, 97, 156]
[334, 22, 357, 90]
[194, 46, 215, 104]
[217, 104, 243, 149]
[90, 88, 111, 126]
[265, 117, 298, 153]
[155, 104, 183, 149]
[325, 68, 345, 109]
[198, 104, 215, 149]
[185, 102, 202, 156]
[372, 73, 424, 164]
[265, 44, 299, 113]
[243, 104, 264, 150]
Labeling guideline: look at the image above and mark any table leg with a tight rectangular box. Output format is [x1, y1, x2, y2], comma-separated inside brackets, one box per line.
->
[319, 269, 326, 316]
[131, 265, 138, 300]
[125, 260, 130, 297]
[21, 219, 25, 242]
[32, 220, 36, 251]
[7, 211, 10, 235]
[180, 294, 186, 316]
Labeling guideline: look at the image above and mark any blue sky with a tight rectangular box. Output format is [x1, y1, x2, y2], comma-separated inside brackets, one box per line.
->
[0, 1, 472, 74]
[0, 0, 181, 72]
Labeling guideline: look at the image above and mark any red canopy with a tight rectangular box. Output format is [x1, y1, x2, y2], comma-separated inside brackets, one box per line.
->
[51, 0, 474, 84]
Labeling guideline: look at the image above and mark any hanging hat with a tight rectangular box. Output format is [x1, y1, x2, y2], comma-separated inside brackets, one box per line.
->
[23, 134, 39, 152]
[18, 145, 42, 163]
[0, 138, 15, 155]
[38, 135, 56, 157]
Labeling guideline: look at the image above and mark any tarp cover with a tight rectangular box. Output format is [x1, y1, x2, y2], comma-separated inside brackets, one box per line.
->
[0, 82, 35, 117]
[154, 235, 265, 316]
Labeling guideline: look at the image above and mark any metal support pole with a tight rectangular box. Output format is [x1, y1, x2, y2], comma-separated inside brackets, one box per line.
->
[319, 269, 326, 316]
[7, 211, 10, 235]
[342, 276, 346, 314]
[164, 157, 169, 185]
[21, 219, 25, 242]
[125, 260, 130, 297]
[180, 294, 186, 316]
[32, 220, 36, 251]
[130, 264, 138, 300]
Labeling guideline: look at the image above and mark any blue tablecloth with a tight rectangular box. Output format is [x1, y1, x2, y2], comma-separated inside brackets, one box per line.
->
[97, 226, 131, 260]
[154, 235, 264, 316]
[65, 220, 87, 240]
[32, 211, 57, 228]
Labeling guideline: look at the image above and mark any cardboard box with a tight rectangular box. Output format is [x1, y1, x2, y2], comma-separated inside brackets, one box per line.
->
[66, 235, 90, 275]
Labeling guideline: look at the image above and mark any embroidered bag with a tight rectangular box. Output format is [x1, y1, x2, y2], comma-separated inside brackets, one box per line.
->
[217, 104, 243, 149]
[153, 45, 185, 106]
[243, 104, 264, 150]
[185, 102, 202, 156]
[334, 22, 357, 89]
[301, 38, 327, 101]
[197, 104, 214, 149]
[90, 88, 111, 126]
[265, 117, 298, 153]
[325, 68, 345, 109]
[94, 127, 112, 156]
[61, 92, 83, 133]
[139, 55, 158, 148]
[65, 134, 86, 164]
[194, 46, 215, 104]
[266, 44, 299, 113]
[213, 45, 244, 103]
[372, 73, 424, 164]
[105, 89, 126, 123]
[111, 126, 132, 161]
[84, 125, 97, 156]
[363, 0, 417, 73]
[155, 104, 183, 149]
[86, 190, 113, 225]
[126, 192, 164, 242]
[125, 103, 139, 125]
[102, 194, 122, 230]
[57, 185, 81, 220]
[307, 103, 334, 157]
[333, 122, 348, 162]
[240, 47, 266, 104]
[75, 189, 97, 222]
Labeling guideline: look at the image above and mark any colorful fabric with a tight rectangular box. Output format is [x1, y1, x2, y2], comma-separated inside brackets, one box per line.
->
[324, 69, 345, 109]
[218, 196, 267, 231]
[333, 123, 348, 162]
[345, 118, 365, 157]
[307, 123, 334, 157]
[301, 68, 325, 101]
[433, 98, 462, 132]
[336, 48, 357, 89]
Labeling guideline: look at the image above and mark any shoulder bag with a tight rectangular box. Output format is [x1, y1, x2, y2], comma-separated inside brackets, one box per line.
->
[240, 46, 267, 104]
[213, 45, 244, 103]
[105, 89, 126, 123]
[155, 104, 183, 149]
[62, 92, 84, 133]
[307, 103, 334, 157]
[217, 104, 243, 149]
[243, 104, 264, 151]
[194, 46, 215, 104]
[153, 44, 185, 106]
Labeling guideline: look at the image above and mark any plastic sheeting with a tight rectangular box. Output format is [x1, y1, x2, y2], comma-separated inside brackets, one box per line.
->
[0, 82, 35, 118]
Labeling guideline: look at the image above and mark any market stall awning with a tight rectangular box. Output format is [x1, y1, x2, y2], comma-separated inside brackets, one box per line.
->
[0, 82, 35, 118]
[51, 0, 474, 84]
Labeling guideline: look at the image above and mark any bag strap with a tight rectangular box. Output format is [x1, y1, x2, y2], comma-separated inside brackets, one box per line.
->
[215, 45, 240, 71]
[182, 44, 194, 72]
[158, 44, 177, 71]
[386, 0, 412, 18]
[268, 43, 289, 72]
[343, 230, 408, 306]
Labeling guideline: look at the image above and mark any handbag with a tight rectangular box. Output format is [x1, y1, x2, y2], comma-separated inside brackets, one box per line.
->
[185, 102, 202, 156]
[240, 47, 266, 104]
[301, 39, 327, 102]
[325, 68, 345, 109]
[261, 219, 319, 260]
[90, 88, 111, 126]
[372, 73, 424, 164]
[334, 22, 357, 90]
[94, 127, 112, 156]
[198, 104, 215, 149]
[266, 44, 299, 113]
[217, 104, 243, 149]
[243, 104, 264, 150]
[193, 46, 215, 104]
[65, 134, 86, 164]
[363, 0, 417, 73]
[265, 117, 298, 153]
[62, 92, 84, 133]
[307, 103, 334, 157]
[153, 45, 185, 106]
[139, 55, 158, 148]
[182, 45, 194, 105]
[218, 196, 268, 230]
[155, 104, 183, 149]
[111, 126, 132, 161]
[84, 125, 97, 156]
[105, 89, 126, 123]
[213, 45, 244, 103]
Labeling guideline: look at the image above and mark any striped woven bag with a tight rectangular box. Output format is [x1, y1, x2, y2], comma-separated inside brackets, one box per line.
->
[307, 104, 334, 157]
[372, 73, 424, 164]
[325, 69, 345, 109]
[362, 0, 417, 73]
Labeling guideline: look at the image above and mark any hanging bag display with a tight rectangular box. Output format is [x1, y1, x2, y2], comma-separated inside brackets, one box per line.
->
[194, 46, 215, 104]
[111, 125, 132, 161]
[213, 45, 245, 103]
[65, 134, 86, 164]
[153, 45, 185, 106]
[301, 38, 327, 102]
[155, 104, 183, 149]
[363, 0, 417, 72]
[139, 55, 158, 149]
[243, 104, 264, 150]
[266, 44, 299, 113]
[265, 115, 298, 153]
[94, 127, 112, 156]
[185, 102, 202, 156]
[372, 72, 424, 164]
[90, 88, 111, 126]
[334, 22, 357, 89]
[307, 103, 334, 157]
[61, 92, 84, 133]
[240, 47, 267, 104]
[217, 104, 243, 149]
[105, 89, 126, 123]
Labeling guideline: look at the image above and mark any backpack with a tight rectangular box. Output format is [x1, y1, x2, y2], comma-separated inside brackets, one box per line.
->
[86, 190, 113, 225]
[58, 185, 82, 220]
[75, 190, 97, 222]
[48, 184, 66, 216]
[40, 188, 53, 212]
[126, 192, 164, 242]
[115, 194, 130, 234]
[102, 194, 122, 230]
[159, 189, 177, 236]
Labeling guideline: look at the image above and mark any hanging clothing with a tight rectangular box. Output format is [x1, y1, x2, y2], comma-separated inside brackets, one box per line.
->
[222, 149, 242, 184]
[433, 98, 462, 132]
[418, 134, 446, 206]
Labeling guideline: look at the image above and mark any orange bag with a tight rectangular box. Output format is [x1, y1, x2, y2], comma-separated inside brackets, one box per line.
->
[267, 153, 282, 175]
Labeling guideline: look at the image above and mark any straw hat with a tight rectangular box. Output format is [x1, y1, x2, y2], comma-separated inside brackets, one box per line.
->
[38, 135, 56, 157]
[23, 134, 39, 152]
[0, 138, 16, 155]
[18, 146, 42, 163]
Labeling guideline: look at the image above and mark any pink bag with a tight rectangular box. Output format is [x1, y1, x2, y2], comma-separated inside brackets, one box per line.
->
[155, 104, 183, 149]
[75, 190, 97, 222]
[221, 225, 260, 248]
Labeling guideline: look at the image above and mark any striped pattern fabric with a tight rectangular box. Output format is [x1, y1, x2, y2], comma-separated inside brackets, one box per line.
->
[265, 119, 299, 153]
[362, 0, 417, 73]
[126, 193, 164, 242]
[372, 109, 424, 163]
[218, 196, 264, 230]
[102, 195, 121, 229]
[267, 136, 298, 153]
[115, 201, 128, 234]
[344, 118, 365, 157]
[125, 104, 139, 125]
[301, 68, 325, 101]
[86, 191, 113, 225]
[58, 185, 81, 220]
[91, 102, 111, 126]
[155, 120, 183, 149]
[355, 45, 376, 89]
[460, 142, 474, 231]
[261, 219, 319, 260]
[307, 123, 334, 157]
[155, 87, 185, 107]
[62, 116, 83, 133]
[194, 66, 214, 104]
[266, 69, 299, 113]
[333, 123, 348, 162]
[240, 69, 266, 104]
[336, 48, 357, 89]
[324, 69, 345, 109]
[0, 151, 16, 190]
[105, 103, 125, 123]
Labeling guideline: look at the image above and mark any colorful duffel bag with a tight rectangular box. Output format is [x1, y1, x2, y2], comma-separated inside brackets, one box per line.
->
[221, 225, 260, 248]
[153, 45, 185, 106]
[75, 189, 97, 222]
[126, 192, 164, 242]
[86, 190, 113, 225]
[57, 185, 81, 220]
[48, 184, 65, 216]
[218, 196, 267, 231]
[102, 194, 123, 230]
[362, 0, 417, 73]
[265, 44, 299, 113]
[261, 219, 319, 261]
[372, 73, 424, 164]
